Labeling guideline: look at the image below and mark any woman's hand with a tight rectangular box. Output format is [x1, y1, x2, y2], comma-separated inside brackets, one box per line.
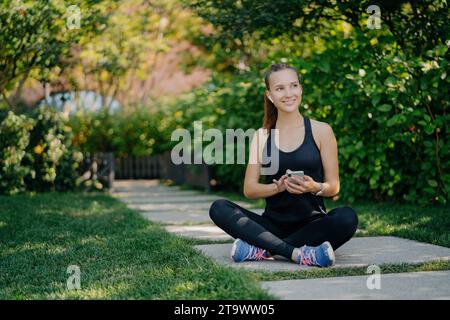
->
[284, 174, 318, 194]
[272, 174, 288, 193]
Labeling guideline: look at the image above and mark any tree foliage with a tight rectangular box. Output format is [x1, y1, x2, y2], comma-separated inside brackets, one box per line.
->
[0, 0, 104, 109]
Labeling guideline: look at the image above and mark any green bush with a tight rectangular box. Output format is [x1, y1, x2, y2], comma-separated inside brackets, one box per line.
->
[22, 106, 84, 192]
[65, 42, 448, 206]
[63, 36, 448, 206]
[69, 107, 174, 157]
[290, 32, 449, 206]
[0, 106, 84, 194]
[0, 110, 34, 194]
[156, 71, 265, 191]
[148, 34, 448, 206]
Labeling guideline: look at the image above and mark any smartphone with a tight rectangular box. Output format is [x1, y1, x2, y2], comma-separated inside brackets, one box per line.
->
[286, 169, 304, 183]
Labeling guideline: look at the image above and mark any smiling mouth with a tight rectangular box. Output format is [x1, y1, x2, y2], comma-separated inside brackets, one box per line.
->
[283, 99, 296, 104]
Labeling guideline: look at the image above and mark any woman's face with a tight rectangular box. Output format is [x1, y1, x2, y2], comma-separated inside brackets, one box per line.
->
[266, 69, 302, 113]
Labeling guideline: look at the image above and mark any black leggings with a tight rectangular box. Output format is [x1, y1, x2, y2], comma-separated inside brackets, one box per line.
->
[209, 199, 358, 260]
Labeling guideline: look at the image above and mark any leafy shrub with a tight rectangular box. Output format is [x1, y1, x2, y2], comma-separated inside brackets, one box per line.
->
[22, 106, 84, 192]
[289, 32, 449, 206]
[64, 35, 448, 206]
[0, 110, 34, 194]
[69, 107, 174, 157]
[0, 106, 84, 194]
[149, 36, 448, 206]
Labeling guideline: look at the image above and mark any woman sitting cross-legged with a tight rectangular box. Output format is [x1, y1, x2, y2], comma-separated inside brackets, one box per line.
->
[209, 63, 358, 268]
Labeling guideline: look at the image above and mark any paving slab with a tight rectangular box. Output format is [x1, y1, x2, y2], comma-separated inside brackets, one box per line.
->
[142, 208, 265, 225]
[113, 179, 174, 187]
[194, 236, 450, 272]
[164, 225, 234, 241]
[113, 186, 181, 192]
[113, 188, 184, 195]
[119, 195, 222, 204]
[112, 180, 183, 193]
[112, 191, 204, 198]
[128, 201, 254, 212]
[143, 210, 215, 225]
[261, 270, 450, 300]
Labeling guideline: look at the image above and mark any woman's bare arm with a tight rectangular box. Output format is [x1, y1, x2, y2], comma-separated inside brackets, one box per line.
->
[243, 128, 283, 199]
[314, 123, 340, 197]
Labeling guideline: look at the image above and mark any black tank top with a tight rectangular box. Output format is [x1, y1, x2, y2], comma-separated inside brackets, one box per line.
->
[261, 116, 327, 225]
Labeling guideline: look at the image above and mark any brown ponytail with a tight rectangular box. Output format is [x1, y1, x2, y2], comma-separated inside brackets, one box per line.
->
[262, 63, 301, 134]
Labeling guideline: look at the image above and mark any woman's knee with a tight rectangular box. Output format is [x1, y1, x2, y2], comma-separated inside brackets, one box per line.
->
[332, 206, 359, 236]
[209, 199, 232, 222]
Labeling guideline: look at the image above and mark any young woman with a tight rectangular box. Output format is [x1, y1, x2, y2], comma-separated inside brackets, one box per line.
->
[209, 63, 358, 267]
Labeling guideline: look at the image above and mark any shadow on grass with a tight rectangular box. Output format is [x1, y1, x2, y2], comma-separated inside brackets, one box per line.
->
[0, 192, 274, 299]
[326, 199, 450, 248]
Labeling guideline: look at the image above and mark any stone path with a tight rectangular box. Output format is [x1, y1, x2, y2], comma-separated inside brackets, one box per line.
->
[194, 236, 450, 272]
[111, 180, 248, 237]
[111, 179, 450, 300]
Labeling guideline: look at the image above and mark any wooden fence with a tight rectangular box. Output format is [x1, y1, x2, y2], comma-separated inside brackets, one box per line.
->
[114, 155, 162, 179]
[79, 152, 115, 189]
[113, 151, 212, 192]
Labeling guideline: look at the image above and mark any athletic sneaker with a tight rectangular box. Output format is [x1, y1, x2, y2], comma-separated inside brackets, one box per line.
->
[296, 241, 335, 267]
[231, 238, 272, 262]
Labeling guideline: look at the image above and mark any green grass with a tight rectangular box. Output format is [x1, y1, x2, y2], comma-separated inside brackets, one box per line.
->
[343, 201, 450, 247]
[2, 182, 449, 298]
[0, 192, 274, 299]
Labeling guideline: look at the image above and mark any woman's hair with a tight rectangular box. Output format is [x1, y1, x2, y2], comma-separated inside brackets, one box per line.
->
[262, 63, 301, 133]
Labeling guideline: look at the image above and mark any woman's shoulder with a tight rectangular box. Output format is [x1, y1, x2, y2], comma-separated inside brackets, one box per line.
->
[309, 118, 333, 133]
[258, 126, 270, 134]
[256, 128, 271, 146]
[309, 119, 334, 151]
[252, 127, 271, 151]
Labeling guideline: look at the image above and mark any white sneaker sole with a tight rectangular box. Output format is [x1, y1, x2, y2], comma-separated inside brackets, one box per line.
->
[323, 241, 336, 267]
[230, 239, 239, 261]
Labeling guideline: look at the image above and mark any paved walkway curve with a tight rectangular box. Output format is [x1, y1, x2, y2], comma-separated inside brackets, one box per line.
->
[111, 179, 450, 300]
